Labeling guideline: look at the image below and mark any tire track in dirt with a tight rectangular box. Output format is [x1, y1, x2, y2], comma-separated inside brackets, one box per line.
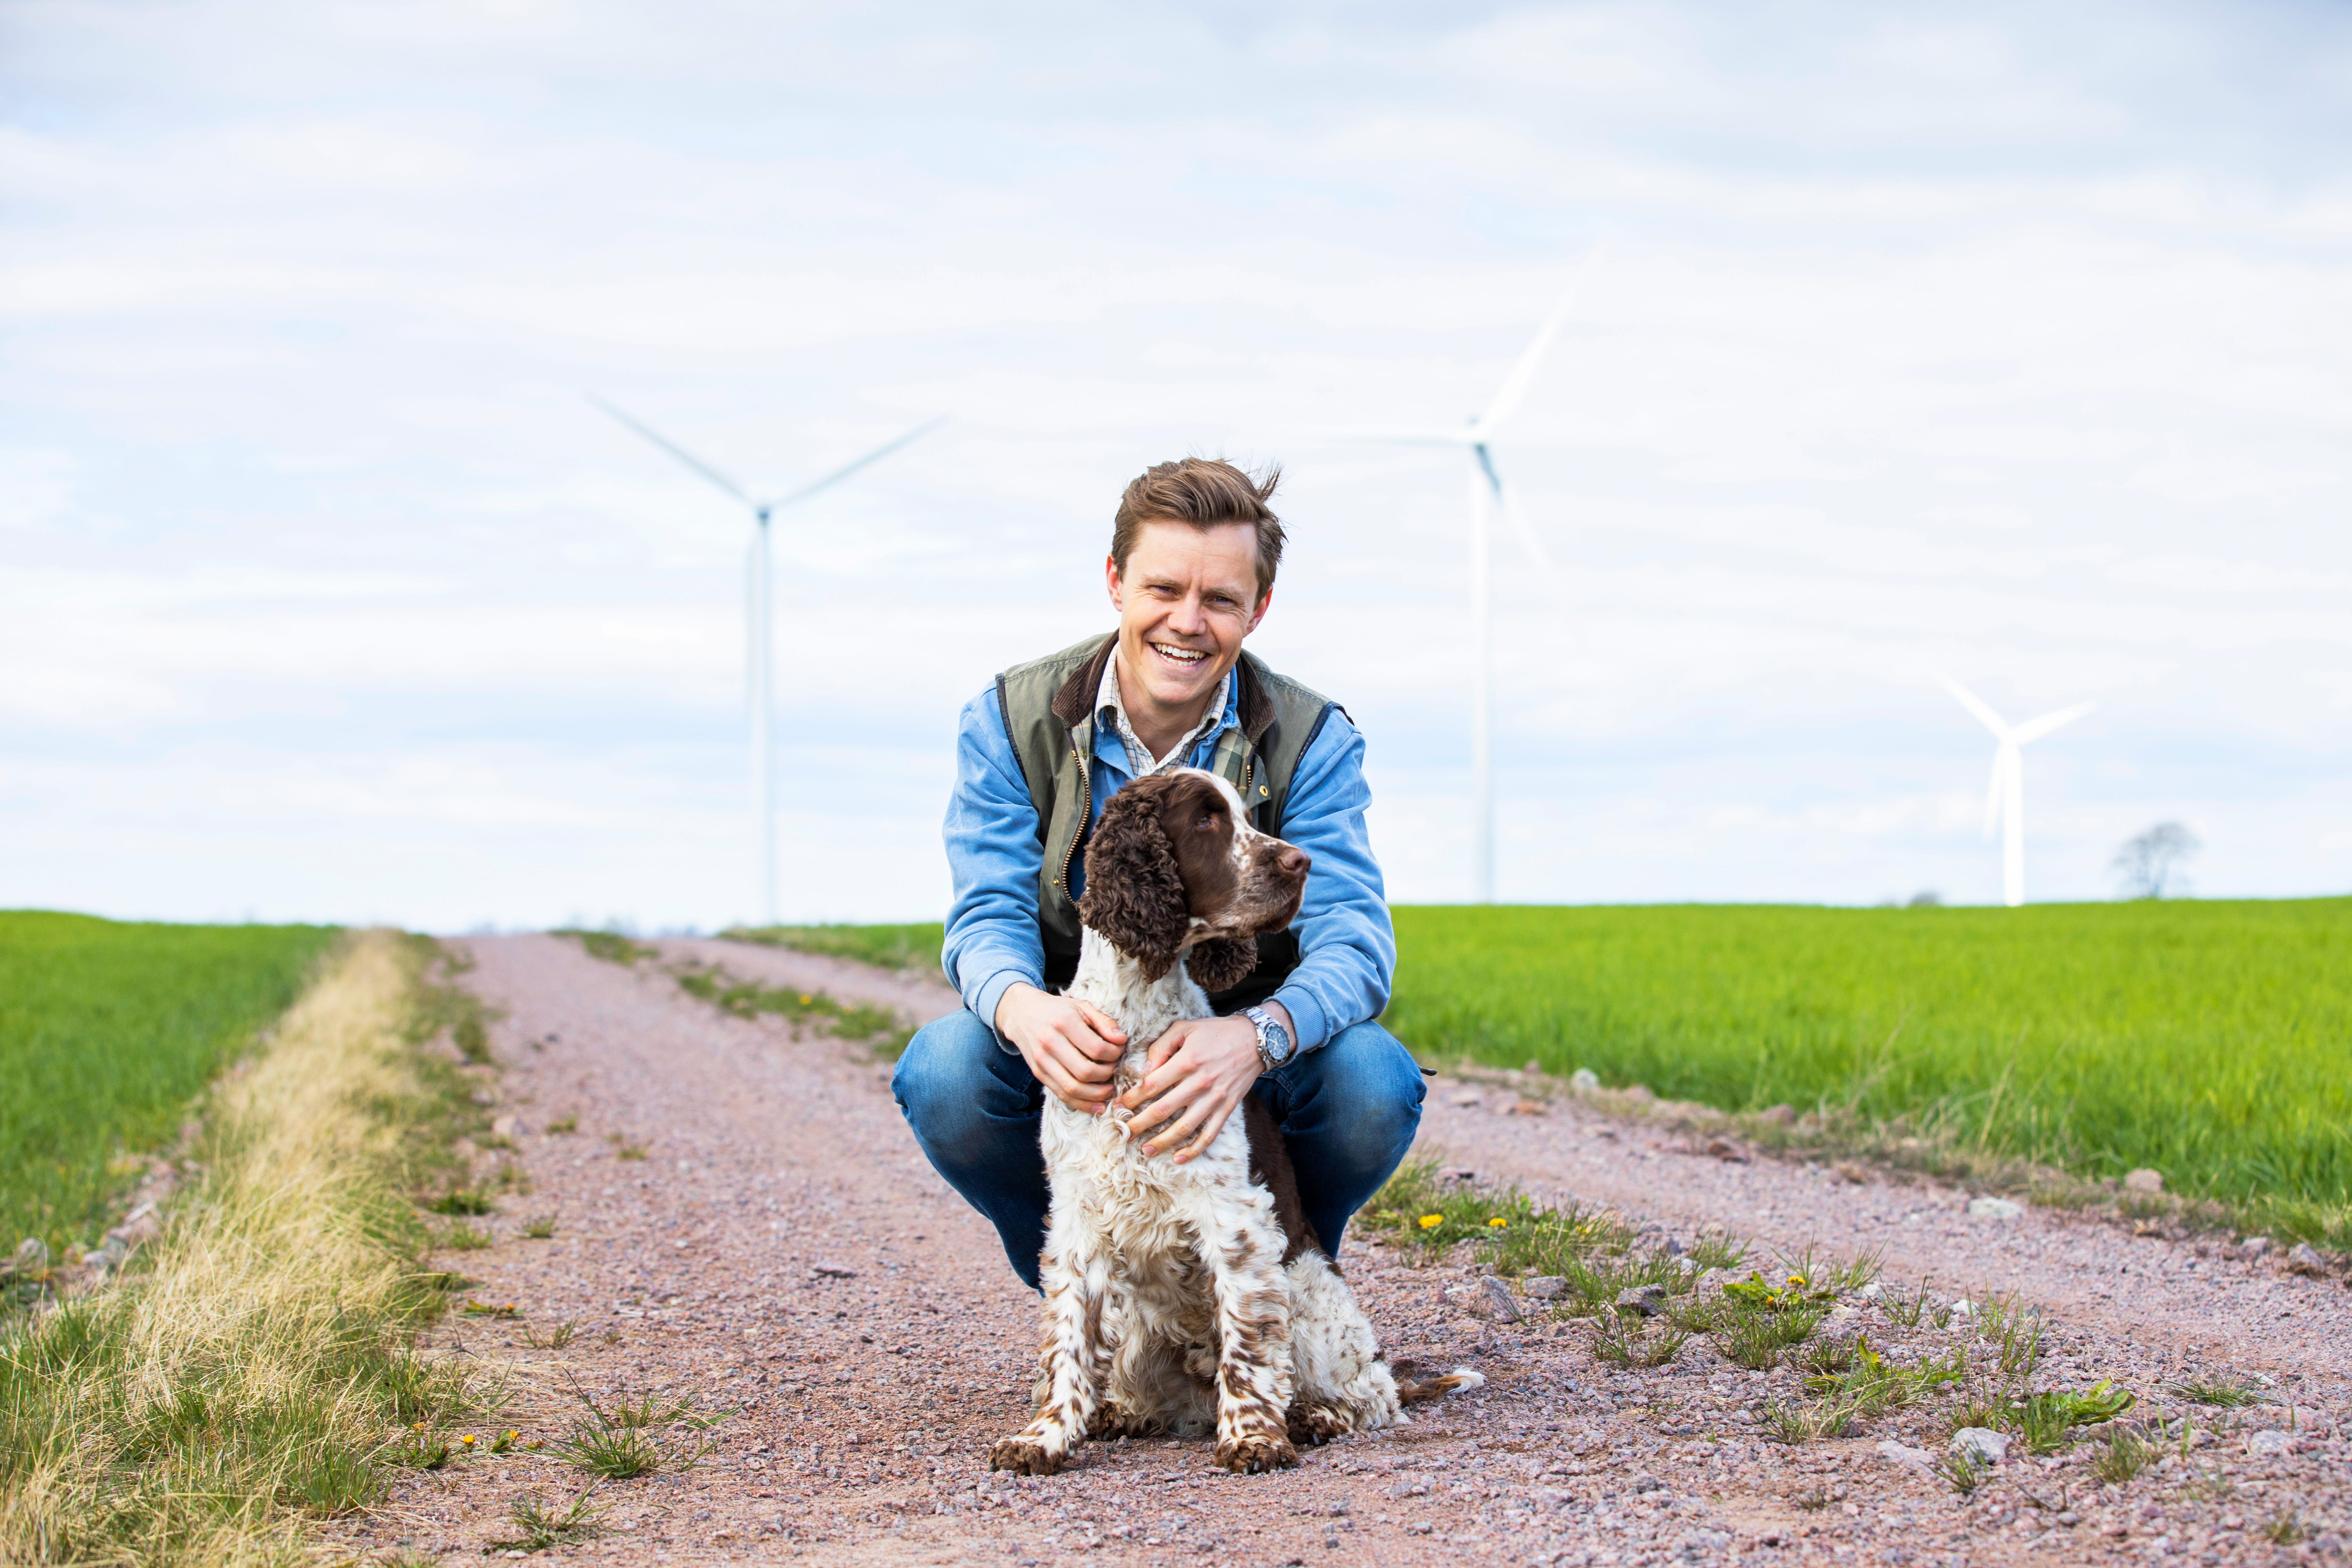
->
[328, 935, 2348, 1568]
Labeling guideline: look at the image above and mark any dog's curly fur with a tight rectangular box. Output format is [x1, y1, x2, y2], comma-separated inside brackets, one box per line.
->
[987, 769, 1481, 1478]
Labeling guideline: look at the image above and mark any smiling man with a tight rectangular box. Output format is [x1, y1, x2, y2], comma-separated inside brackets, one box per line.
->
[892, 457, 1425, 1290]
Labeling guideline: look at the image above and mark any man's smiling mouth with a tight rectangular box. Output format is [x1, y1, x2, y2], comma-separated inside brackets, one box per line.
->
[1149, 641, 1208, 670]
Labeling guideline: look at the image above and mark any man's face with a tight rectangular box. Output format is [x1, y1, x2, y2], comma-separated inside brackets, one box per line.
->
[1106, 519, 1269, 722]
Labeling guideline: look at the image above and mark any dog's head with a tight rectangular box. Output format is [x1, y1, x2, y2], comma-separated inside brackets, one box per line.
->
[1077, 768, 1310, 985]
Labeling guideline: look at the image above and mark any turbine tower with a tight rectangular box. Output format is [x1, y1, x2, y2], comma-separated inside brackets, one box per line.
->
[1939, 675, 2094, 908]
[1356, 266, 1590, 902]
[590, 398, 946, 924]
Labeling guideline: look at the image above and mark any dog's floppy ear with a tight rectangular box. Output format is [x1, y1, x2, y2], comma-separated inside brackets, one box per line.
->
[1078, 782, 1190, 981]
[1184, 937, 1260, 995]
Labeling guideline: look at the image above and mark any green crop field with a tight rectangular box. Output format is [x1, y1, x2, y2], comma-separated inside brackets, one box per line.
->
[768, 900, 2351, 1228]
[1386, 900, 2352, 1217]
[0, 911, 338, 1254]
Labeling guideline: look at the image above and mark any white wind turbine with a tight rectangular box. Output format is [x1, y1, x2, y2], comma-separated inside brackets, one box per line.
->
[589, 397, 946, 924]
[1939, 675, 2095, 908]
[1353, 265, 1592, 902]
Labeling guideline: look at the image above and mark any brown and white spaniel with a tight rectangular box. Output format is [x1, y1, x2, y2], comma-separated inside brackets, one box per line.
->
[987, 767, 1479, 1477]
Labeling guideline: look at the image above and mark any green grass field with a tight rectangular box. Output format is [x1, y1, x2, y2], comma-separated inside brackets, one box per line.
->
[0, 911, 339, 1253]
[1386, 900, 2352, 1215]
[744, 901, 2352, 1224]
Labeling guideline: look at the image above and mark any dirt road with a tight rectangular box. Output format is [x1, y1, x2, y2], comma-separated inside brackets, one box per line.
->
[332, 934, 2350, 1568]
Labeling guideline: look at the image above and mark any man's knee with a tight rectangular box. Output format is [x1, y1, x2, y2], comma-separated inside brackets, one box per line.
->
[1318, 1020, 1426, 1129]
[893, 1010, 1027, 1146]
[1282, 1020, 1424, 1163]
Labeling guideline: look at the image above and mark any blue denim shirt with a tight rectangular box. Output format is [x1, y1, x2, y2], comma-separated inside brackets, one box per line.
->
[940, 663, 1395, 1055]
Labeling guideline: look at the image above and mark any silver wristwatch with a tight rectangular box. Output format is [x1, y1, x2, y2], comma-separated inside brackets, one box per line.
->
[1242, 1005, 1294, 1074]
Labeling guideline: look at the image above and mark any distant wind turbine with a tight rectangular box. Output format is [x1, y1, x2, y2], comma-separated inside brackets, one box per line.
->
[589, 397, 947, 923]
[1349, 258, 1595, 902]
[1939, 674, 2095, 908]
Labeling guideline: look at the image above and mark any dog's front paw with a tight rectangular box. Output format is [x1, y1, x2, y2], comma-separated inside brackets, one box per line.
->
[1212, 1433, 1297, 1474]
[987, 1435, 1065, 1476]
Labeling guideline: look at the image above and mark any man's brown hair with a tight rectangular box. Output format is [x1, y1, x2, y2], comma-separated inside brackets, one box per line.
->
[1112, 458, 1284, 597]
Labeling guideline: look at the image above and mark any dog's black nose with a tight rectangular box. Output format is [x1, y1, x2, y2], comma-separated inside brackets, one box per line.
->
[1277, 845, 1310, 879]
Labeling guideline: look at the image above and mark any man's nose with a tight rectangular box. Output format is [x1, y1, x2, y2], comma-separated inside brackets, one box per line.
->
[1276, 845, 1310, 879]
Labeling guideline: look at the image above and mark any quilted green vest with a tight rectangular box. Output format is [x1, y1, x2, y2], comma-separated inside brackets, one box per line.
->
[994, 632, 1341, 1010]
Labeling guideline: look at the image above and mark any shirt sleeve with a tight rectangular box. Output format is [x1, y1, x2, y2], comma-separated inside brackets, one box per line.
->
[939, 687, 1046, 1050]
[1266, 709, 1395, 1054]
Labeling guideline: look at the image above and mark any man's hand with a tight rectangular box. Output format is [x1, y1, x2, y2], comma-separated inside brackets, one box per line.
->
[995, 982, 1128, 1113]
[1120, 1001, 1292, 1163]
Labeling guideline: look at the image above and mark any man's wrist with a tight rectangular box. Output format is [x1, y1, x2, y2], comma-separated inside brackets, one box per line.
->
[1241, 1003, 1295, 1073]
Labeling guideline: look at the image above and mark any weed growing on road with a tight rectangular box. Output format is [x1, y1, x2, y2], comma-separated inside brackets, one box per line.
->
[2008, 1383, 2136, 1453]
[429, 1184, 496, 1216]
[1933, 1449, 1989, 1495]
[546, 1114, 578, 1134]
[2092, 1428, 2157, 1483]
[549, 1382, 719, 1479]
[492, 1488, 609, 1552]
[556, 929, 657, 966]
[672, 964, 915, 1058]
[1594, 1320, 1687, 1368]
[439, 1221, 493, 1251]
[1773, 1242, 1882, 1295]
[1364, 1157, 1633, 1270]
[1722, 1307, 1820, 1370]
[1881, 1280, 1945, 1330]
[1685, 1230, 1750, 1272]
[524, 1320, 579, 1349]
[2262, 1513, 2310, 1546]
[523, 1213, 558, 1239]
[2166, 1374, 2265, 1407]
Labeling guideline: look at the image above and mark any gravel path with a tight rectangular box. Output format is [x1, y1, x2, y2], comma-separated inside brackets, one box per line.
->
[329, 935, 2351, 1568]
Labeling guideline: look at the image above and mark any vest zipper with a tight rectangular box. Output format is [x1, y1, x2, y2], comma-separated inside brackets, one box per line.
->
[1058, 740, 1090, 895]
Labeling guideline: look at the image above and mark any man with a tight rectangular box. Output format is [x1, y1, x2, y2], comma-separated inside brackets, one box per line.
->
[892, 457, 1425, 1289]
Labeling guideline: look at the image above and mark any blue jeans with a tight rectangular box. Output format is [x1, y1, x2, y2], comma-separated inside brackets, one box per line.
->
[892, 1009, 1427, 1291]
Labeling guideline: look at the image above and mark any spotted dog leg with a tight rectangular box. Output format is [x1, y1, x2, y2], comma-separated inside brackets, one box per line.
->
[989, 1214, 1111, 1476]
[1200, 1200, 1298, 1474]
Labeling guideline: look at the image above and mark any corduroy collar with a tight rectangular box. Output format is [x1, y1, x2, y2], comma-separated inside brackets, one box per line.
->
[1047, 633, 1275, 744]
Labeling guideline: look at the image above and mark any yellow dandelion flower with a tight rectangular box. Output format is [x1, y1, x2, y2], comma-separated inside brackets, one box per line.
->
[411, 1422, 426, 1432]
[1487, 1217, 1508, 1228]
[798, 994, 812, 1005]
[458, 1434, 477, 1448]
[1418, 1214, 1444, 1230]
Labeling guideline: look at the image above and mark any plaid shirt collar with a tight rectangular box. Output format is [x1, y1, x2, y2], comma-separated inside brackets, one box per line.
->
[1096, 652, 1235, 777]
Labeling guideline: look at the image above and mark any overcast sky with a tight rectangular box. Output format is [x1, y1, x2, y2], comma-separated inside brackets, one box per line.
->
[6, 0, 2350, 929]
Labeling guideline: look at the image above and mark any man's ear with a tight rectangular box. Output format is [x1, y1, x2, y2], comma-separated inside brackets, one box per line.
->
[1246, 587, 1272, 636]
[1078, 787, 1190, 982]
[1183, 937, 1260, 995]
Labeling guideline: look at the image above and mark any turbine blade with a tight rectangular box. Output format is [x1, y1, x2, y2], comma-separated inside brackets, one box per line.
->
[2009, 700, 2096, 746]
[587, 394, 754, 506]
[770, 414, 949, 510]
[1477, 248, 1600, 434]
[1485, 461, 1558, 579]
[1938, 673, 2011, 740]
